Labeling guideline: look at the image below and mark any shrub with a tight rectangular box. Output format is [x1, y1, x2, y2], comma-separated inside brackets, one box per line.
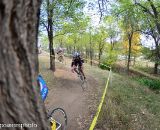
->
[99, 52, 118, 70]
[137, 78, 160, 90]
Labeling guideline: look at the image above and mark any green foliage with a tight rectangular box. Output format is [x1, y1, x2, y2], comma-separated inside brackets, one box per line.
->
[40, 0, 86, 34]
[100, 50, 118, 68]
[40, 35, 49, 51]
[142, 47, 160, 63]
[94, 66, 160, 130]
[136, 77, 160, 90]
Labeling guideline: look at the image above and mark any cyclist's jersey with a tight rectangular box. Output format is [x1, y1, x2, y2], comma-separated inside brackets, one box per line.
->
[37, 75, 48, 101]
[71, 57, 84, 67]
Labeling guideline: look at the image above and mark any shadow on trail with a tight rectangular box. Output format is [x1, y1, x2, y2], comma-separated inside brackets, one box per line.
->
[39, 55, 101, 130]
[53, 77, 84, 90]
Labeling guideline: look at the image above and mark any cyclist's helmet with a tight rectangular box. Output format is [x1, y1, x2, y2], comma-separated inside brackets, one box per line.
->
[73, 52, 80, 58]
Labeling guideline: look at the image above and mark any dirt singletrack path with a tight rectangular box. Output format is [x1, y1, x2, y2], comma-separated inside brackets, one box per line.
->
[40, 53, 102, 130]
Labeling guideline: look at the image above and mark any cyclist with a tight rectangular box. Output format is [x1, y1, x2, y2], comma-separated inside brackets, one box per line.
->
[71, 52, 86, 79]
[56, 47, 64, 62]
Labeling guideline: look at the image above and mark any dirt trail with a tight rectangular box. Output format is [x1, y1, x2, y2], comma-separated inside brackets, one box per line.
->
[43, 56, 101, 130]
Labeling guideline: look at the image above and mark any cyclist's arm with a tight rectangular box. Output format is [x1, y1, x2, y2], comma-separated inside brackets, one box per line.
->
[71, 61, 74, 67]
[71, 59, 74, 66]
[81, 59, 84, 63]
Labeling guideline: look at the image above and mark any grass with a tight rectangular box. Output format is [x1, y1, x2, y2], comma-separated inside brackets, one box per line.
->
[95, 71, 160, 130]
[39, 55, 160, 130]
[38, 55, 56, 90]
[134, 66, 153, 74]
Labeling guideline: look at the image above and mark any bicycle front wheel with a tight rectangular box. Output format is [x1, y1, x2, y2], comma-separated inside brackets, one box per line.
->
[48, 108, 67, 130]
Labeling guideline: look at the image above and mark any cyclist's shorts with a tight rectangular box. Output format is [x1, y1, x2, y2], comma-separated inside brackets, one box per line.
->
[73, 60, 82, 67]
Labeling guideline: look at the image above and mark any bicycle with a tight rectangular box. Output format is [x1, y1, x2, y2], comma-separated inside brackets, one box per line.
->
[37, 75, 67, 130]
[77, 66, 87, 91]
[47, 107, 67, 130]
[58, 55, 64, 63]
[57, 54, 66, 65]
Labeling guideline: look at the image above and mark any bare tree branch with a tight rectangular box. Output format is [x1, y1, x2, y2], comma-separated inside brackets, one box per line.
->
[98, 0, 103, 23]
[147, 0, 158, 18]
[135, 2, 154, 17]
[40, 20, 49, 32]
[53, 32, 68, 38]
[67, 0, 73, 12]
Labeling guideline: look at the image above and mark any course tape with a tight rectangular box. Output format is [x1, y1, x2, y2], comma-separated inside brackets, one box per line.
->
[89, 66, 111, 130]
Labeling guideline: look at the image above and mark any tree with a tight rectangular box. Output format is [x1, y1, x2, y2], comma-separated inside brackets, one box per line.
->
[140, 23, 160, 73]
[89, 26, 94, 65]
[123, 32, 141, 66]
[0, 0, 49, 129]
[47, 0, 55, 71]
[121, 12, 139, 72]
[94, 26, 107, 65]
[133, 0, 160, 73]
[113, 0, 140, 73]
[40, 0, 85, 71]
[104, 16, 119, 51]
[60, 16, 89, 55]
[117, 0, 160, 73]
[78, 32, 91, 60]
[99, 0, 160, 74]
[135, 0, 160, 35]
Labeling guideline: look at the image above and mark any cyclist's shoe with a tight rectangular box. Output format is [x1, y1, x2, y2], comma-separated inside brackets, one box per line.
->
[84, 76, 86, 80]
[80, 75, 83, 80]
[77, 72, 80, 75]
[77, 74, 81, 77]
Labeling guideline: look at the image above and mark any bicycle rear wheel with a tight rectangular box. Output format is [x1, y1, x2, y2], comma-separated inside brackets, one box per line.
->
[77, 67, 86, 91]
[58, 56, 64, 62]
[79, 72, 87, 91]
[48, 108, 67, 130]
[81, 78, 88, 91]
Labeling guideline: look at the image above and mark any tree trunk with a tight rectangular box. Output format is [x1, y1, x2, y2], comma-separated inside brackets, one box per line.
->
[90, 47, 93, 66]
[85, 47, 87, 62]
[98, 42, 101, 65]
[89, 33, 92, 66]
[154, 42, 160, 74]
[154, 63, 158, 74]
[47, 0, 55, 71]
[98, 53, 101, 65]
[60, 39, 63, 47]
[48, 31, 55, 71]
[148, 0, 160, 35]
[98, 48, 102, 66]
[0, 0, 49, 130]
[73, 46, 76, 52]
[127, 35, 132, 74]
[50, 47, 55, 71]
[110, 38, 115, 51]
[133, 56, 136, 66]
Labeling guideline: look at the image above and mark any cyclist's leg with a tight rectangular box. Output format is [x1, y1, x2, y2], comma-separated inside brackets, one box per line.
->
[61, 54, 64, 62]
[57, 54, 60, 61]
[59, 56, 62, 62]
[79, 65, 86, 79]
[73, 65, 79, 75]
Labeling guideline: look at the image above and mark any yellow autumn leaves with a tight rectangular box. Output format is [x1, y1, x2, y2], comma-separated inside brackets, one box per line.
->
[123, 32, 141, 56]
